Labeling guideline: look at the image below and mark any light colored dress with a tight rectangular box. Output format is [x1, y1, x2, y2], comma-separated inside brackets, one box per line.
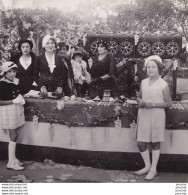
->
[137, 77, 167, 143]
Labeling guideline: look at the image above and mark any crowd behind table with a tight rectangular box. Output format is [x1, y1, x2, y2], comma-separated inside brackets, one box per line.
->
[1, 29, 188, 100]
[0, 32, 144, 100]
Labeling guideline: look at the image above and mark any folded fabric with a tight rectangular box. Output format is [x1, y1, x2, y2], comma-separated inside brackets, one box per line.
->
[24, 90, 40, 98]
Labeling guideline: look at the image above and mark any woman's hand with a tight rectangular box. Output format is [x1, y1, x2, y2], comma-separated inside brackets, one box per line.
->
[55, 87, 63, 94]
[144, 103, 155, 108]
[40, 86, 48, 95]
[13, 95, 25, 105]
[137, 99, 155, 108]
[90, 78, 102, 85]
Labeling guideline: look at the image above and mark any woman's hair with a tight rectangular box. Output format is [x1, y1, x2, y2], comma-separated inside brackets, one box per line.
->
[97, 40, 108, 50]
[57, 42, 69, 53]
[18, 39, 33, 51]
[146, 59, 164, 75]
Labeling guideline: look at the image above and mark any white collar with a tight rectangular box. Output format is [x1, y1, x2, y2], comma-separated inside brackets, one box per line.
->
[45, 52, 56, 73]
[19, 56, 32, 70]
[0, 77, 19, 85]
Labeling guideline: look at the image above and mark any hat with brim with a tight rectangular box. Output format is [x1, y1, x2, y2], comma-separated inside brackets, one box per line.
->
[72, 51, 83, 59]
[0, 61, 17, 76]
[144, 55, 162, 67]
[58, 42, 69, 51]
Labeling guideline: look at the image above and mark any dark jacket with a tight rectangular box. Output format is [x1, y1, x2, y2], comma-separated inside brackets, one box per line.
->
[0, 80, 23, 100]
[34, 53, 70, 95]
[11, 52, 36, 94]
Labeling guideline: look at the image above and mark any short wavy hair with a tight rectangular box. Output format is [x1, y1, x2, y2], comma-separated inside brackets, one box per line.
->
[146, 59, 164, 75]
[18, 39, 33, 52]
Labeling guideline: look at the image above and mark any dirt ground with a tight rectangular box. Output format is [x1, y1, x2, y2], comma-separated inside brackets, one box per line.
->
[0, 160, 188, 183]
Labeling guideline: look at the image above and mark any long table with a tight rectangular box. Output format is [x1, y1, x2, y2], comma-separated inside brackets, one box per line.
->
[0, 98, 188, 171]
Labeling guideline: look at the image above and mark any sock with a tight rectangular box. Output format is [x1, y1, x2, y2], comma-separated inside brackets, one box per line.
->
[134, 149, 151, 175]
[8, 141, 16, 164]
[150, 149, 160, 172]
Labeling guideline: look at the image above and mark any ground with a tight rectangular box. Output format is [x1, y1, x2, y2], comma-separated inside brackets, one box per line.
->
[0, 160, 188, 183]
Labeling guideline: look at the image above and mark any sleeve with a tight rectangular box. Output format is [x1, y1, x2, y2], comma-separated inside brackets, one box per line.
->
[108, 54, 115, 76]
[34, 56, 48, 90]
[0, 83, 3, 99]
[34, 56, 41, 87]
[60, 60, 71, 96]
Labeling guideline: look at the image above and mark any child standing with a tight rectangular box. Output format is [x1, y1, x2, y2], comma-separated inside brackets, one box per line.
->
[0, 61, 25, 170]
[135, 55, 172, 180]
[71, 51, 91, 97]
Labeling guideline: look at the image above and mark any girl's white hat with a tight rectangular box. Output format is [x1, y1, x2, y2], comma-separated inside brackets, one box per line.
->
[144, 55, 162, 67]
[42, 35, 53, 48]
[0, 61, 17, 75]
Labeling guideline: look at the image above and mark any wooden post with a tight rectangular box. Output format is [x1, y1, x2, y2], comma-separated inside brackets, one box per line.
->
[172, 65, 177, 101]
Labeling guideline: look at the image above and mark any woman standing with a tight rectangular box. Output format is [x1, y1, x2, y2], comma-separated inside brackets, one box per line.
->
[89, 40, 121, 99]
[135, 55, 172, 180]
[11, 39, 36, 94]
[34, 35, 69, 96]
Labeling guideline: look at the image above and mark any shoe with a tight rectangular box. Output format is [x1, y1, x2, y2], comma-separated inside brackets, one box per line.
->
[134, 167, 150, 175]
[145, 170, 157, 180]
[15, 158, 23, 166]
[7, 162, 24, 171]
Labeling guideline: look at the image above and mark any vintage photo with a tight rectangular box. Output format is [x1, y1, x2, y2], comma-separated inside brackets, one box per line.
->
[0, 0, 188, 185]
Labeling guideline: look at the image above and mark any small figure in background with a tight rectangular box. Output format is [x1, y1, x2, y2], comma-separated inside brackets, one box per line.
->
[71, 51, 91, 97]
[27, 31, 37, 54]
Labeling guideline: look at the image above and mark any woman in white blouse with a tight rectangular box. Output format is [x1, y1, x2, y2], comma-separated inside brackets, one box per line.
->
[34, 35, 70, 96]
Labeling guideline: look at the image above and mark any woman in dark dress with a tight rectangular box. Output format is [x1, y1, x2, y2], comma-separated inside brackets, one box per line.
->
[34, 35, 70, 96]
[57, 42, 74, 95]
[11, 39, 36, 94]
[89, 40, 122, 99]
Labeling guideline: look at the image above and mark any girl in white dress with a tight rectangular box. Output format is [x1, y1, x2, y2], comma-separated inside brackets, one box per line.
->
[134, 55, 172, 180]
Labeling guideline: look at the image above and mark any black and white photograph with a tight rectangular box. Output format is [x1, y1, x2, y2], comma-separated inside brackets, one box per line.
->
[0, 0, 187, 194]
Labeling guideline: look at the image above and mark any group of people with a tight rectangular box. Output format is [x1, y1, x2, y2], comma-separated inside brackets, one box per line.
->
[0, 33, 173, 181]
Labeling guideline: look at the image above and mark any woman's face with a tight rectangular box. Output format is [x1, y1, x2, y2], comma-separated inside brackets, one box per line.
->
[21, 42, 30, 55]
[5, 69, 17, 81]
[98, 43, 107, 55]
[146, 60, 159, 77]
[45, 39, 56, 53]
[75, 55, 82, 63]
[61, 47, 67, 56]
